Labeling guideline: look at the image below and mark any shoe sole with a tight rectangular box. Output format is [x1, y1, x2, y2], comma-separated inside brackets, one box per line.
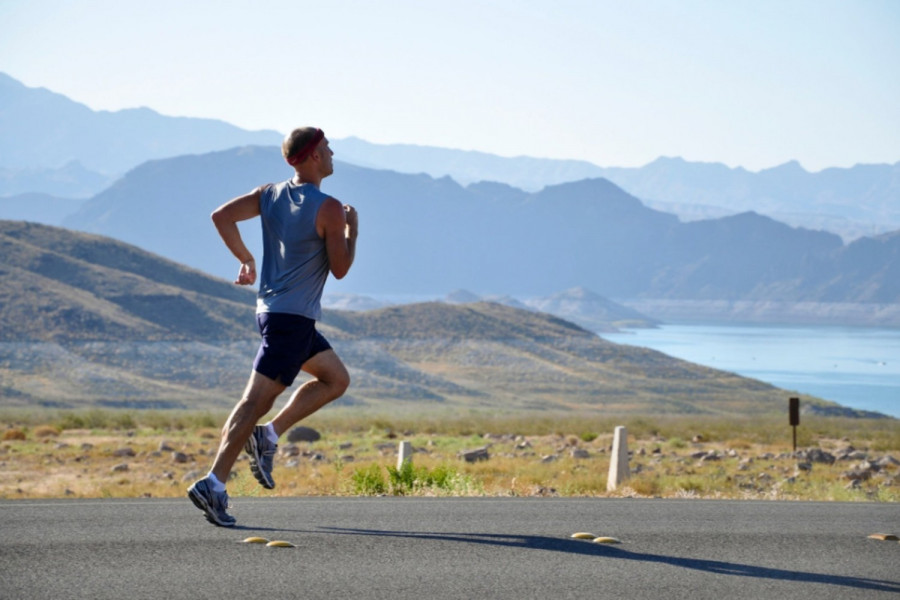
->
[245, 434, 276, 490]
[188, 487, 236, 527]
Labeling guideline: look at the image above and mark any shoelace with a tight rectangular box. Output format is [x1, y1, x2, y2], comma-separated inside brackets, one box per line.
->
[215, 490, 232, 511]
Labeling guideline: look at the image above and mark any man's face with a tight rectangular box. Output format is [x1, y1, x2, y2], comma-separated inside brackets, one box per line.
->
[317, 138, 334, 177]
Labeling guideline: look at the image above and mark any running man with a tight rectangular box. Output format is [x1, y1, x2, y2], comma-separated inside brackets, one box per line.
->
[188, 127, 358, 526]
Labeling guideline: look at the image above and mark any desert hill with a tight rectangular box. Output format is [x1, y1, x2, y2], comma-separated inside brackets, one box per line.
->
[0, 221, 818, 416]
[0, 220, 255, 341]
[322, 301, 590, 341]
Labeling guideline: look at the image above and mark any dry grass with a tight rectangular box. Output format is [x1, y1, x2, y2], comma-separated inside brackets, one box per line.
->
[0, 409, 897, 502]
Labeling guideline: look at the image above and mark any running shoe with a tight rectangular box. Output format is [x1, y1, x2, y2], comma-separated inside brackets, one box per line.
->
[245, 425, 277, 489]
[187, 477, 236, 527]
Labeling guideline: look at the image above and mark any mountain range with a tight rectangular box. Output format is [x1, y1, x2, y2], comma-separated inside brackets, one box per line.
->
[332, 137, 900, 241]
[39, 145, 899, 326]
[0, 221, 835, 416]
[2, 73, 899, 325]
[2, 72, 898, 242]
[0, 72, 281, 177]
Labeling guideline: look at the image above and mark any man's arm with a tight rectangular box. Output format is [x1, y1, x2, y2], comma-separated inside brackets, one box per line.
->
[316, 197, 358, 280]
[211, 186, 265, 285]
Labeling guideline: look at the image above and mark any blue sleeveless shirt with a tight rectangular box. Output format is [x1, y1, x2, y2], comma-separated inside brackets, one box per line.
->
[256, 180, 331, 320]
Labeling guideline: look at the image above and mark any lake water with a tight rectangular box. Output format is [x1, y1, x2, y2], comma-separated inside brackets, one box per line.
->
[602, 324, 900, 418]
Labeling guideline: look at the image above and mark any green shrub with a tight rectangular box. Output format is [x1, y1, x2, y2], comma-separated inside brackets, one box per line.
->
[424, 464, 457, 489]
[386, 460, 417, 493]
[110, 412, 137, 430]
[56, 413, 87, 430]
[350, 464, 387, 495]
[678, 478, 706, 494]
[352, 461, 471, 496]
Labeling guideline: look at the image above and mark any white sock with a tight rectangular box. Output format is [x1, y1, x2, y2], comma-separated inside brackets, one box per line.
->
[264, 422, 279, 445]
[207, 472, 226, 492]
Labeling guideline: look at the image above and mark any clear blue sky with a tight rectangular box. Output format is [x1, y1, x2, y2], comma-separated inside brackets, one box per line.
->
[2, 0, 898, 172]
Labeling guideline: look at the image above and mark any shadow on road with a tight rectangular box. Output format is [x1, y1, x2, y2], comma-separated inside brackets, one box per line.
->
[231, 524, 312, 533]
[320, 527, 900, 594]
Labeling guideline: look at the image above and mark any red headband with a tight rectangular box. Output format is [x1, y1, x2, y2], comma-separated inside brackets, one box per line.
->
[285, 129, 325, 166]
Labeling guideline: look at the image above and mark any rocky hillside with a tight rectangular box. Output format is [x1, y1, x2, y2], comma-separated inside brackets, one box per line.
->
[1, 220, 255, 341]
[0, 221, 832, 415]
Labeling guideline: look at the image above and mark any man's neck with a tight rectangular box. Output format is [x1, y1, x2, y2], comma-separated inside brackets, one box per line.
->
[292, 173, 322, 188]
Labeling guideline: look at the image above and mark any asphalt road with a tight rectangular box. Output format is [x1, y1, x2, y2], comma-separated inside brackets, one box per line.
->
[1, 497, 898, 599]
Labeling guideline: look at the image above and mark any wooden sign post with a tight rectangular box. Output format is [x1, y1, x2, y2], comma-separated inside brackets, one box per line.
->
[789, 397, 800, 452]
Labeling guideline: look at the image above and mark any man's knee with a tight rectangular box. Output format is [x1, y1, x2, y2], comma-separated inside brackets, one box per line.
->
[335, 368, 350, 396]
[309, 352, 350, 398]
[325, 363, 350, 398]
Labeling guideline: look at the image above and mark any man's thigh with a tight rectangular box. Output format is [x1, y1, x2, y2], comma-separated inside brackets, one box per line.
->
[301, 349, 348, 384]
[243, 369, 288, 404]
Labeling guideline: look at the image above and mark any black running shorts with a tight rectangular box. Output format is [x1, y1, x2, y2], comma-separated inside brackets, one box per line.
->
[252, 312, 332, 386]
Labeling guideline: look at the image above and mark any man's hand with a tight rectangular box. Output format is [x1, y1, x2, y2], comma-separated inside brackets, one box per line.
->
[235, 258, 256, 286]
[344, 204, 358, 240]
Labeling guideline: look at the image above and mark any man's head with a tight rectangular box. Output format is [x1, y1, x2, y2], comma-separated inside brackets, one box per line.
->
[283, 127, 332, 177]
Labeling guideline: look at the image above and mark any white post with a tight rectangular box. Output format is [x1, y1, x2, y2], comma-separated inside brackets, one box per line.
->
[607, 426, 630, 491]
[397, 441, 412, 470]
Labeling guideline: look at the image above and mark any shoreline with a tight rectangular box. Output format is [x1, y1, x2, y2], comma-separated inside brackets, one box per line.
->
[619, 299, 900, 328]
[601, 321, 900, 419]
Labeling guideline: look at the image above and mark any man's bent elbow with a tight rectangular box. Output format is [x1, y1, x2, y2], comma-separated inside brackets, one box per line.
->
[329, 254, 354, 279]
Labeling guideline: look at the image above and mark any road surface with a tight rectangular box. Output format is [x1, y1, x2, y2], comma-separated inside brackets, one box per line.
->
[1, 497, 898, 599]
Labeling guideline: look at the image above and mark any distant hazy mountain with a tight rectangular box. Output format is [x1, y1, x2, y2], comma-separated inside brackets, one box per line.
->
[331, 138, 900, 240]
[0, 72, 281, 176]
[57, 147, 900, 324]
[0, 161, 113, 198]
[4, 72, 897, 241]
[322, 292, 388, 312]
[332, 136, 605, 193]
[523, 287, 659, 331]
[0, 193, 86, 226]
[2, 220, 815, 415]
[440, 287, 656, 332]
[444, 290, 530, 311]
[602, 157, 900, 240]
[63, 146, 288, 284]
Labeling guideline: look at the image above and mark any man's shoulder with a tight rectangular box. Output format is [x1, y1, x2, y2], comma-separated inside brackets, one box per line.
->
[265, 180, 292, 194]
[298, 184, 337, 207]
[256, 181, 282, 199]
[260, 179, 301, 204]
